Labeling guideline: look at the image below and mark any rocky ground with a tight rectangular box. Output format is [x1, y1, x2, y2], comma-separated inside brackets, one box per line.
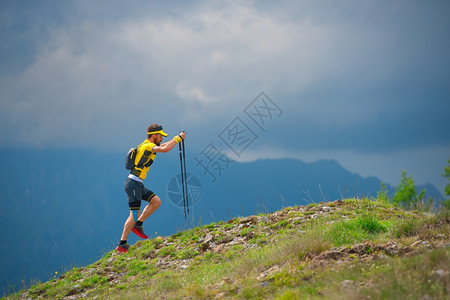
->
[12, 200, 450, 300]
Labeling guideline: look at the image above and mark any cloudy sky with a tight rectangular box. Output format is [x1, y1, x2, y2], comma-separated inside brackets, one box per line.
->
[1, 0, 449, 192]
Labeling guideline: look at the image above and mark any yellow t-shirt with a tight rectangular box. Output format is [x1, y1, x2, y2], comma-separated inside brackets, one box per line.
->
[130, 140, 156, 180]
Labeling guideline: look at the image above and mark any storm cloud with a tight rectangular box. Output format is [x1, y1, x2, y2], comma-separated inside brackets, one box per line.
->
[0, 0, 449, 189]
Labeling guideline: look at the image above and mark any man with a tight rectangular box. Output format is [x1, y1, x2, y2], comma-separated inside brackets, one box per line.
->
[116, 124, 186, 253]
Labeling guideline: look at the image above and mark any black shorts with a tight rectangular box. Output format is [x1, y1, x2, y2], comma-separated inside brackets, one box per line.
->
[125, 177, 156, 210]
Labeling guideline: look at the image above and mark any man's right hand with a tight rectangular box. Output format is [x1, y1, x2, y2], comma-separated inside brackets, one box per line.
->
[173, 132, 186, 143]
[179, 131, 186, 140]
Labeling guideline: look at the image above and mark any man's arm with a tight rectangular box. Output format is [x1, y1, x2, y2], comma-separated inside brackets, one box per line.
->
[152, 132, 186, 153]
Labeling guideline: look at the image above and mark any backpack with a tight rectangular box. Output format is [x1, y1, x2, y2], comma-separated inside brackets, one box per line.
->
[125, 147, 138, 170]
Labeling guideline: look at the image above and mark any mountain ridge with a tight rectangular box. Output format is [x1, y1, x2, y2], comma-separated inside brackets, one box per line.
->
[6, 198, 449, 299]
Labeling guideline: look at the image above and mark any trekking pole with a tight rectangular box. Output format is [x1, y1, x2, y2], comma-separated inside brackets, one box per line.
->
[178, 140, 187, 220]
[182, 138, 189, 215]
[178, 132, 189, 220]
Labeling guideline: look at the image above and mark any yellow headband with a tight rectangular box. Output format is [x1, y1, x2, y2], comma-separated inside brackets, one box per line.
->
[147, 129, 168, 137]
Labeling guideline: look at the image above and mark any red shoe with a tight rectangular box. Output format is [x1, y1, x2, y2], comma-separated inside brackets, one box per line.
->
[132, 225, 148, 239]
[116, 243, 129, 253]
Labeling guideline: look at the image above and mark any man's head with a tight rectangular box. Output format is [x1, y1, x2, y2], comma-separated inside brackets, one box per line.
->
[147, 124, 168, 146]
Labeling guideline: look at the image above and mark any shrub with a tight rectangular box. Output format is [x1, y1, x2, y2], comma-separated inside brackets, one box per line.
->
[327, 214, 387, 246]
[394, 216, 420, 238]
[356, 214, 387, 234]
[444, 159, 450, 196]
[377, 182, 390, 202]
[392, 170, 426, 209]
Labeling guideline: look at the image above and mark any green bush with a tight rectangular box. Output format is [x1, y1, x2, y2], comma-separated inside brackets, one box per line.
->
[394, 216, 420, 238]
[441, 199, 450, 210]
[377, 182, 390, 202]
[327, 214, 387, 246]
[443, 159, 450, 197]
[356, 214, 387, 234]
[392, 170, 426, 209]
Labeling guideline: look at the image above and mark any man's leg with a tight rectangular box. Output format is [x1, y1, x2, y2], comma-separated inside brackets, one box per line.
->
[117, 178, 142, 252]
[138, 196, 161, 222]
[132, 192, 161, 239]
[116, 209, 141, 252]
[120, 209, 140, 241]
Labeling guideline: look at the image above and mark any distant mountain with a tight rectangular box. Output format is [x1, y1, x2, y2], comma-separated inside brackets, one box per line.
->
[192, 158, 442, 217]
[0, 149, 442, 295]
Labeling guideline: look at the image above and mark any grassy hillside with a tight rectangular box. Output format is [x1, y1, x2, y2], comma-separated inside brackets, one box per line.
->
[5, 199, 449, 299]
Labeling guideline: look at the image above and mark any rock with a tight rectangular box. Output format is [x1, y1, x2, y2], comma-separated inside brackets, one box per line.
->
[322, 206, 331, 212]
[240, 215, 257, 224]
[257, 265, 280, 280]
[360, 254, 376, 263]
[260, 216, 270, 223]
[215, 292, 227, 298]
[142, 250, 157, 259]
[398, 246, 414, 256]
[431, 269, 447, 278]
[383, 242, 399, 256]
[222, 277, 232, 284]
[266, 265, 281, 276]
[65, 284, 83, 297]
[212, 244, 225, 253]
[422, 212, 434, 218]
[314, 250, 344, 261]
[308, 250, 346, 268]
[289, 217, 305, 224]
[305, 205, 314, 211]
[204, 233, 214, 243]
[438, 242, 450, 248]
[229, 237, 245, 246]
[200, 243, 209, 252]
[107, 272, 118, 282]
[217, 235, 234, 244]
[341, 280, 358, 289]
[411, 240, 423, 247]
[385, 248, 399, 256]
[242, 231, 255, 240]
[200, 233, 215, 251]
[156, 260, 170, 268]
[349, 242, 374, 255]
[303, 252, 316, 261]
